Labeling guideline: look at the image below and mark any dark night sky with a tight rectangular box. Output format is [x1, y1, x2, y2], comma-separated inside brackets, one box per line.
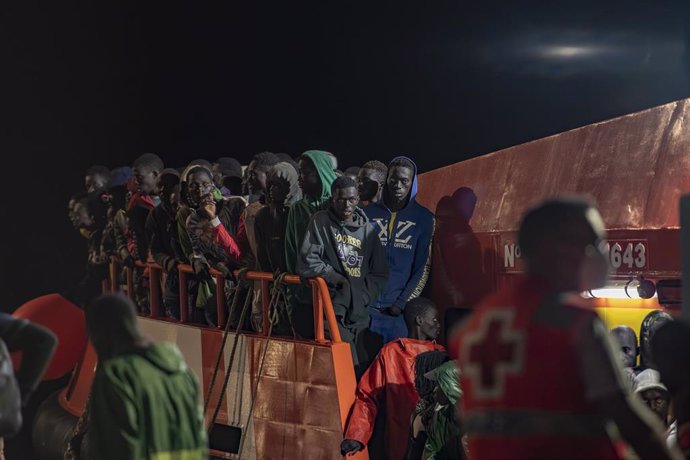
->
[2, 1, 689, 309]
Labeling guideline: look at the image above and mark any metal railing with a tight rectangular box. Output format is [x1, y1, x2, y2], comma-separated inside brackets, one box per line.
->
[106, 258, 342, 344]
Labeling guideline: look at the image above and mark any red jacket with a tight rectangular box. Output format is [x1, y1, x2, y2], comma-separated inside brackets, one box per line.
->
[345, 338, 445, 460]
[453, 276, 623, 460]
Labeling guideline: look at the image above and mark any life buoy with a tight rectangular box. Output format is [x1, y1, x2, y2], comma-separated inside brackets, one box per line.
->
[13, 294, 87, 380]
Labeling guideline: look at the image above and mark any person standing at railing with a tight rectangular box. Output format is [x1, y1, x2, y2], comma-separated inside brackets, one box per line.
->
[65, 191, 110, 307]
[285, 150, 338, 338]
[254, 161, 302, 335]
[85, 294, 207, 460]
[235, 152, 280, 332]
[362, 156, 435, 346]
[146, 169, 184, 319]
[212, 156, 244, 198]
[297, 176, 388, 375]
[84, 165, 110, 195]
[357, 160, 388, 207]
[185, 165, 243, 326]
[129, 153, 165, 315]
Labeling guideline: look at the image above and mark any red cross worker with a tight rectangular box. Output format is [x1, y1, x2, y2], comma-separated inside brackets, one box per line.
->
[451, 198, 681, 460]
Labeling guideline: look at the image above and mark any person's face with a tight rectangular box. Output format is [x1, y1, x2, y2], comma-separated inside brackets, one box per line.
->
[268, 176, 290, 205]
[357, 168, 382, 202]
[72, 202, 94, 230]
[387, 166, 414, 205]
[85, 174, 108, 194]
[577, 208, 609, 291]
[169, 190, 181, 214]
[298, 158, 321, 198]
[639, 389, 670, 423]
[187, 171, 214, 208]
[211, 163, 224, 188]
[418, 307, 441, 341]
[133, 165, 159, 195]
[156, 175, 179, 204]
[247, 161, 268, 195]
[68, 199, 77, 223]
[611, 327, 638, 368]
[332, 186, 359, 222]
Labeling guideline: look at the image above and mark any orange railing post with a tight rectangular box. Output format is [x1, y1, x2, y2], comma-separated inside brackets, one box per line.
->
[149, 263, 162, 318]
[178, 264, 191, 323]
[212, 268, 225, 329]
[261, 279, 270, 335]
[126, 266, 135, 301]
[109, 257, 120, 293]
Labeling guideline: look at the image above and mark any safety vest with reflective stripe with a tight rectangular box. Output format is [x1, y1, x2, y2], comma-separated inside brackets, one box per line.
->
[455, 276, 621, 460]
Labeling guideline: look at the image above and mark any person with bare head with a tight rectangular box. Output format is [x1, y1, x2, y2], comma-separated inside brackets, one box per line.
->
[145, 169, 183, 319]
[212, 157, 243, 197]
[357, 160, 387, 206]
[184, 164, 242, 326]
[128, 153, 165, 314]
[453, 197, 681, 460]
[86, 294, 206, 459]
[297, 176, 388, 370]
[85, 165, 110, 194]
[610, 325, 639, 390]
[341, 297, 444, 460]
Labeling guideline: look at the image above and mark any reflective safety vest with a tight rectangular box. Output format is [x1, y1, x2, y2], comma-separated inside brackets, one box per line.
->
[455, 277, 621, 460]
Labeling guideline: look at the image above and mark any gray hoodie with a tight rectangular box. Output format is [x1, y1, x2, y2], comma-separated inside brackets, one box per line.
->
[297, 207, 388, 326]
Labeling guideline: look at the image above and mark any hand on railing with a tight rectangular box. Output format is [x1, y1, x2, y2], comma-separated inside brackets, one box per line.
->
[106, 259, 343, 344]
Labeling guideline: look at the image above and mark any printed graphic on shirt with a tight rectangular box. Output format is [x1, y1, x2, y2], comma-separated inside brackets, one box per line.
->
[371, 218, 416, 250]
[334, 232, 364, 277]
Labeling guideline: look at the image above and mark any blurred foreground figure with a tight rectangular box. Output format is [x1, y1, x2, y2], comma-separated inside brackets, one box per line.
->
[0, 314, 56, 459]
[651, 320, 690, 457]
[86, 294, 207, 460]
[453, 197, 680, 460]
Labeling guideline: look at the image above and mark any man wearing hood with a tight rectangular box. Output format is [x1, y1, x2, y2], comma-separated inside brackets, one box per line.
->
[129, 153, 165, 315]
[285, 150, 337, 336]
[297, 176, 388, 372]
[86, 294, 207, 460]
[362, 156, 435, 344]
[255, 162, 302, 275]
[254, 162, 302, 335]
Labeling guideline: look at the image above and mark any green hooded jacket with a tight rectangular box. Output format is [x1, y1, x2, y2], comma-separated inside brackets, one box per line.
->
[424, 361, 463, 460]
[284, 150, 337, 312]
[90, 342, 207, 460]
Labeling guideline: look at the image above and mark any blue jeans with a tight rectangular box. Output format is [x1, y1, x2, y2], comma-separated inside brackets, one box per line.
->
[369, 307, 408, 344]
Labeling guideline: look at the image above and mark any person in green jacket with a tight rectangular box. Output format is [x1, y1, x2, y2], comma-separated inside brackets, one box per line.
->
[285, 150, 337, 338]
[423, 360, 464, 460]
[86, 294, 207, 460]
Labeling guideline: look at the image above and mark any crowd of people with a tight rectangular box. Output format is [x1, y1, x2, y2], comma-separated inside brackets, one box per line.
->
[52, 151, 690, 459]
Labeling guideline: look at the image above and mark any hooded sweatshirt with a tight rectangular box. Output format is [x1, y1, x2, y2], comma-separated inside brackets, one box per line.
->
[90, 342, 207, 460]
[285, 150, 337, 310]
[296, 206, 388, 326]
[254, 162, 302, 274]
[362, 156, 434, 311]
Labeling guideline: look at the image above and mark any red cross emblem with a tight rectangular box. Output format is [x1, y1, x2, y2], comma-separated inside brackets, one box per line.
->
[462, 309, 525, 399]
